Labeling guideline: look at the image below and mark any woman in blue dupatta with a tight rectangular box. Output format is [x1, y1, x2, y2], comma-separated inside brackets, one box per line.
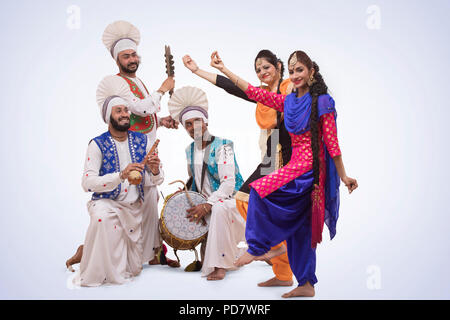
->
[210, 50, 358, 298]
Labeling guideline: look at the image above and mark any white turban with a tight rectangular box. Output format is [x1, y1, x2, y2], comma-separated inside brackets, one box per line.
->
[102, 96, 128, 124]
[168, 86, 209, 127]
[96, 75, 131, 123]
[179, 108, 208, 127]
[102, 21, 141, 60]
[111, 38, 138, 60]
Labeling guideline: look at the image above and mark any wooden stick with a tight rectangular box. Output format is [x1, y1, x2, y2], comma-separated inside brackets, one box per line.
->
[141, 139, 160, 164]
[169, 180, 194, 207]
[128, 139, 161, 185]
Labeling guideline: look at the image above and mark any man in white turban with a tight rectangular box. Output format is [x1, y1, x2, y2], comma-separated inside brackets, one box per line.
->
[168, 86, 247, 280]
[73, 97, 164, 286]
[100, 21, 178, 267]
[65, 23, 180, 269]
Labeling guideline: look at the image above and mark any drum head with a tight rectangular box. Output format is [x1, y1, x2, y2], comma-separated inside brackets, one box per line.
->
[162, 191, 210, 241]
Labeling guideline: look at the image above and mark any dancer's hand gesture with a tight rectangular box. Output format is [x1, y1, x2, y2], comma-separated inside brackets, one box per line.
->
[342, 176, 358, 194]
[210, 51, 224, 71]
[182, 55, 199, 73]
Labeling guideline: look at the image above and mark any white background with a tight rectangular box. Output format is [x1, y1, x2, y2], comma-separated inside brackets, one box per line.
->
[0, 0, 449, 299]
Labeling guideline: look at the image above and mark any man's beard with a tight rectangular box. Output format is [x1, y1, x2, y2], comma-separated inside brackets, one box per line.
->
[119, 60, 139, 74]
[110, 116, 130, 132]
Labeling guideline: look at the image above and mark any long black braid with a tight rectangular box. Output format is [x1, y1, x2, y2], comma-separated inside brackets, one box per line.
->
[288, 51, 328, 186]
[309, 62, 328, 186]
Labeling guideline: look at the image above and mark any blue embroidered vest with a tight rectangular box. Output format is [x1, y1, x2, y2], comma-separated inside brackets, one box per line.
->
[91, 131, 147, 201]
[186, 137, 244, 194]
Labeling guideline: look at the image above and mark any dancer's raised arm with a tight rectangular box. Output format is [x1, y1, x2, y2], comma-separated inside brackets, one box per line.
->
[210, 51, 286, 112]
[182, 54, 253, 102]
[182, 55, 218, 84]
[210, 51, 249, 92]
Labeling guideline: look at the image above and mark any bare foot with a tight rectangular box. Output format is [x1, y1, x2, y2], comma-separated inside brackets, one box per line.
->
[207, 268, 226, 281]
[66, 245, 83, 272]
[282, 282, 315, 298]
[234, 251, 257, 267]
[255, 244, 287, 262]
[258, 277, 293, 287]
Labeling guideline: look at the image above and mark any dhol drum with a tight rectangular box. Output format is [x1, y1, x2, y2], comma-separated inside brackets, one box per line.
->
[159, 181, 210, 263]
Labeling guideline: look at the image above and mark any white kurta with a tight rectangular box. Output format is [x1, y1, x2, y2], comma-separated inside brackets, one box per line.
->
[139, 132, 165, 263]
[74, 136, 164, 287]
[190, 143, 246, 277]
[118, 75, 166, 262]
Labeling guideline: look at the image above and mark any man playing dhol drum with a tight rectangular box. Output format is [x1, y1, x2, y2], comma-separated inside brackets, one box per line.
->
[168, 86, 247, 281]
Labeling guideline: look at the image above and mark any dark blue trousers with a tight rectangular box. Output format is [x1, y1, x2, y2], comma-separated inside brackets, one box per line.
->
[245, 170, 318, 286]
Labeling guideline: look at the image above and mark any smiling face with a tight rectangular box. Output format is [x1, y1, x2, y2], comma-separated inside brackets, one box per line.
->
[288, 61, 311, 90]
[117, 49, 140, 74]
[109, 105, 130, 131]
[288, 51, 315, 91]
[255, 58, 279, 86]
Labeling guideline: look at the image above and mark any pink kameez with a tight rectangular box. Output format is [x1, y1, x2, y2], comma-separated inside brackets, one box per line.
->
[245, 84, 341, 247]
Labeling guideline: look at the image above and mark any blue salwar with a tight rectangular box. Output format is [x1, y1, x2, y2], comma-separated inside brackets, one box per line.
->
[246, 169, 318, 286]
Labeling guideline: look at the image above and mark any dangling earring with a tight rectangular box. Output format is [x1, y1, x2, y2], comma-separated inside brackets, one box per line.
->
[307, 75, 316, 86]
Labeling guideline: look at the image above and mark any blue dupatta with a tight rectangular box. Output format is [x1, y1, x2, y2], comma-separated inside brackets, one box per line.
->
[284, 92, 341, 240]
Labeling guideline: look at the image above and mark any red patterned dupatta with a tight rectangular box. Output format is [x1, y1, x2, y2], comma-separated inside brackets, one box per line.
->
[311, 160, 326, 249]
[117, 74, 158, 134]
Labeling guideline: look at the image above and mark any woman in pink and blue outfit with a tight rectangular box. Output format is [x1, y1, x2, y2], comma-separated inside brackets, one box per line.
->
[211, 50, 358, 298]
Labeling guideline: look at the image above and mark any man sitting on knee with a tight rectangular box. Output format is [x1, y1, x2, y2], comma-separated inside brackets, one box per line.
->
[74, 97, 163, 286]
[168, 86, 246, 280]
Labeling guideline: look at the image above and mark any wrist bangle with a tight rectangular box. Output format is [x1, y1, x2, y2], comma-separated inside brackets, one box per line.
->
[192, 67, 199, 73]
[157, 89, 165, 95]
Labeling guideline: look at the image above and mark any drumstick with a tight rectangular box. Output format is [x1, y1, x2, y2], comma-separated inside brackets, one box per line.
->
[169, 180, 194, 207]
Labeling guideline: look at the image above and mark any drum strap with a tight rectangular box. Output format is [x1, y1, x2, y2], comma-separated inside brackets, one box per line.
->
[200, 136, 215, 193]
